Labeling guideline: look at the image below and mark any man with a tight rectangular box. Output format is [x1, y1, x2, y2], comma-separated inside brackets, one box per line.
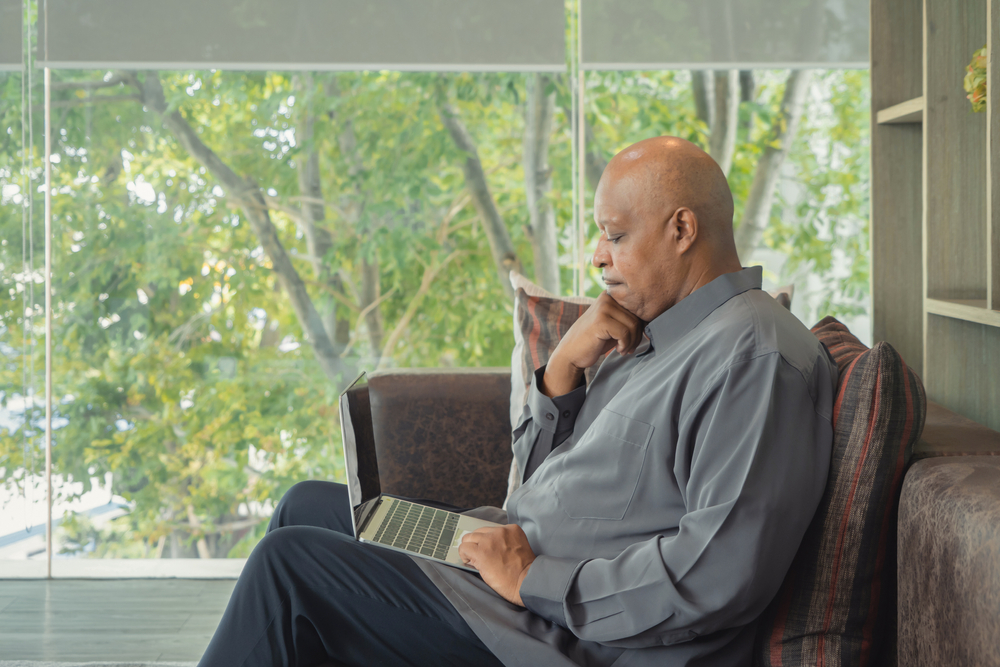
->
[198, 136, 836, 667]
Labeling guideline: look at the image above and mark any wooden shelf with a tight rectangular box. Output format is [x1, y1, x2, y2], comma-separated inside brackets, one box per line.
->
[925, 298, 1000, 328]
[876, 96, 924, 124]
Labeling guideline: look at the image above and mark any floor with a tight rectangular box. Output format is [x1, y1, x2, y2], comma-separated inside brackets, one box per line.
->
[0, 579, 236, 663]
[1, 559, 246, 579]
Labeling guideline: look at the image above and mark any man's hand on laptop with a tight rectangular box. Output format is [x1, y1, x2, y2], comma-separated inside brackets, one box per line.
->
[542, 291, 644, 397]
[458, 524, 536, 607]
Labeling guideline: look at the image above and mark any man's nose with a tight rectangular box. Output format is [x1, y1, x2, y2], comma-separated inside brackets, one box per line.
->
[592, 235, 610, 268]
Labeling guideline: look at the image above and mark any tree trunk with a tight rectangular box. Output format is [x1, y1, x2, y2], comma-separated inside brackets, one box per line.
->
[557, 96, 607, 193]
[360, 257, 384, 358]
[327, 75, 385, 360]
[582, 118, 608, 193]
[733, 70, 814, 262]
[709, 70, 739, 176]
[169, 531, 182, 558]
[739, 70, 755, 104]
[134, 72, 351, 386]
[738, 70, 756, 140]
[186, 505, 212, 559]
[523, 74, 560, 294]
[437, 93, 521, 298]
[692, 70, 714, 129]
[295, 73, 351, 352]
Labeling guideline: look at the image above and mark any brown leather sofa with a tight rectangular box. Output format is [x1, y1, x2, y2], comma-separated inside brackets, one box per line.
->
[897, 404, 1000, 666]
[362, 368, 1000, 666]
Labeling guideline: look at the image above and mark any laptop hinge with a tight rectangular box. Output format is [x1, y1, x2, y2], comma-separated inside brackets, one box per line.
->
[355, 496, 382, 535]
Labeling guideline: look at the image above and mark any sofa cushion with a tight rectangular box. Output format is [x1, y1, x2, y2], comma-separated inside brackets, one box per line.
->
[754, 317, 926, 667]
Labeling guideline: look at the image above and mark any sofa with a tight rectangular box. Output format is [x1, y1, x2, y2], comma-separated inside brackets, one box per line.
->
[356, 366, 1000, 666]
[897, 404, 1000, 666]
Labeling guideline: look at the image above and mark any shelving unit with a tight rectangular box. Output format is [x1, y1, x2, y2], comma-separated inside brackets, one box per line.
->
[876, 96, 923, 124]
[872, 0, 1000, 430]
[924, 298, 1000, 328]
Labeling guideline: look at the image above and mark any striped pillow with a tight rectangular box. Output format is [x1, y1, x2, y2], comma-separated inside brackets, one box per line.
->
[505, 274, 596, 505]
[754, 316, 927, 667]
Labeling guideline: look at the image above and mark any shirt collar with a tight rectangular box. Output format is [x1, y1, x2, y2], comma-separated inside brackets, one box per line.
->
[639, 266, 763, 355]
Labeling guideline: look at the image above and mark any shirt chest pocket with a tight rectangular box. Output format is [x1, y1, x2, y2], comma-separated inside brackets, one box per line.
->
[554, 409, 653, 520]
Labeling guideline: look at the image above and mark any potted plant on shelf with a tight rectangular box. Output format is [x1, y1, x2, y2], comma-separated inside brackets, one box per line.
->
[964, 45, 986, 113]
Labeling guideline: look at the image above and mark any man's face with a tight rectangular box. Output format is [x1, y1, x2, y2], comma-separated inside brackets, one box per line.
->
[592, 174, 683, 322]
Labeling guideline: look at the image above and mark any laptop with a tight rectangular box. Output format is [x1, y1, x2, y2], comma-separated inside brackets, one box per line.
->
[339, 372, 501, 572]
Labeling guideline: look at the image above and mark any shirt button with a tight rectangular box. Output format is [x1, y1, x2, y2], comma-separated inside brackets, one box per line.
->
[645, 327, 651, 336]
[562, 410, 572, 418]
[545, 413, 555, 420]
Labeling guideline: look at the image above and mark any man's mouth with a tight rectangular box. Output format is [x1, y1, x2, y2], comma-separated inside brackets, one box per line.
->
[602, 277, 622, 287]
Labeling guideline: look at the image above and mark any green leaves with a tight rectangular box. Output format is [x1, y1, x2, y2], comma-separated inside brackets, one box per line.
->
[0, 66, 871, 559]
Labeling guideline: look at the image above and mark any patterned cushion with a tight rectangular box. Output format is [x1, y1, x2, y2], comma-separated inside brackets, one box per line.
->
[504, 271, 793, 506]
[505, 273, 596, 505]
[754, 316, 927, 667]
[508, 272, 596, 429]
[811, 315, 870, 374]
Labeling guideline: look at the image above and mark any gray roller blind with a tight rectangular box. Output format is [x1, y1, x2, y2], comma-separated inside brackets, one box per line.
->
[582, 0, 869, 70]
[0, 0, 22, 71]
[37, 0, 566, 71]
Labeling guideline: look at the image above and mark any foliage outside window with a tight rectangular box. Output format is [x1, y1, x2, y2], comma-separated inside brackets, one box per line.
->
[0, 67, 869, 559]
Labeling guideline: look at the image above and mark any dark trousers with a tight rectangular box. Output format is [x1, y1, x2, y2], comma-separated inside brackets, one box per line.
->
[197, 481, 505, 667]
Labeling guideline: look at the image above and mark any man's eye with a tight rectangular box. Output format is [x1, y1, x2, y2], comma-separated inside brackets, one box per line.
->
[610, 235, 623, 244]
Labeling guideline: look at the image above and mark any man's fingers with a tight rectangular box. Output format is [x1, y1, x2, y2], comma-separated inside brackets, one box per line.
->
[614, 316, 643, 355]
[599, 292, 642, 328]
[600, 317, 639, 355]
[457, 540, 475, 564]
[595, 299, 643, 355]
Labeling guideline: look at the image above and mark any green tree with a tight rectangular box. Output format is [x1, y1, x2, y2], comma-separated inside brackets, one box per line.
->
[0, 69, 539, 557]
[0, 65, 869, 559]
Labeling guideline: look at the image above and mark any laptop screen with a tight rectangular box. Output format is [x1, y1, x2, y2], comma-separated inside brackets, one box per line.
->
[339, 373, 381, 515]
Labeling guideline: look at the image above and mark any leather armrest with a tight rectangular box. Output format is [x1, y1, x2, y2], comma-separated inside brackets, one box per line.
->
[367, 368, 512, 509]
[898, 457, 1000, 665]
[914, 401, 1000, 459]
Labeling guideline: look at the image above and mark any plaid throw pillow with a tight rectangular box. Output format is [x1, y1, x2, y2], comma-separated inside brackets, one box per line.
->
[754, 316, 927, 667]
[505, 274, 596, 505]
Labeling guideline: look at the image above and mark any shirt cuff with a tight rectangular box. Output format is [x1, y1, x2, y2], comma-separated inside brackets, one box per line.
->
[526, 366, 587, 434]
[519, 554, 583, 628]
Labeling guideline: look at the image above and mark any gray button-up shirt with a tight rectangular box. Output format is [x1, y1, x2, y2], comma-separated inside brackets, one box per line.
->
[415, 267, 837, 667]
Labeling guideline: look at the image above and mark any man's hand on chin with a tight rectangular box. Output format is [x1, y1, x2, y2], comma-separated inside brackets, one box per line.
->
[458, 524, 536, 607]
[542, 291, 644, 398]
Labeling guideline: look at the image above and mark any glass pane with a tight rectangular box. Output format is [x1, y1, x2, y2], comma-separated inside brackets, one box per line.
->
[0, 64, 47, 567]
[578, 69, 871, 338]
[5, 68, 574, 565]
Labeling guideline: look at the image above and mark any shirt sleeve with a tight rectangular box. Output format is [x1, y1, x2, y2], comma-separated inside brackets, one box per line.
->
[519, 352, 836, 647]
[512, 366, 587, 483]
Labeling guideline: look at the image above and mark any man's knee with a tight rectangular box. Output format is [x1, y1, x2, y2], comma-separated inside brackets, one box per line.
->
[247, 526, 365, 592]
[276, 479, 328, 512]
[269, 480, 347, 532]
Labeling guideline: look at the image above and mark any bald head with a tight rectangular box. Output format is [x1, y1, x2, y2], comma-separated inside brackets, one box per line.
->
[591, 136, 743, 321]
[599, 136, 735, 247]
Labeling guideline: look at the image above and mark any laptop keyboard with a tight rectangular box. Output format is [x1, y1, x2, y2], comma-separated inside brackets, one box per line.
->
[372, 501, 460, 561]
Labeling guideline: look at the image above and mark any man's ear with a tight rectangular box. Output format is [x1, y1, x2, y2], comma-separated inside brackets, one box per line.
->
[670, 207, 698, 254]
